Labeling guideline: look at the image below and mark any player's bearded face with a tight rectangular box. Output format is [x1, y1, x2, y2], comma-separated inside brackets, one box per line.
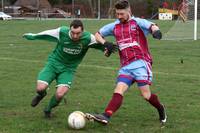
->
[116, 9, 131, 23]
[70, 27, 83, 41]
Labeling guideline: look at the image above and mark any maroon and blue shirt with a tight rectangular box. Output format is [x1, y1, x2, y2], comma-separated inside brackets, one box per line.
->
[98, 16, 154, 67]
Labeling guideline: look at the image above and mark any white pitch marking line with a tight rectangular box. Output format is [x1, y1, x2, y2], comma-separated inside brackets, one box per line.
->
[0, 57, 199, 78]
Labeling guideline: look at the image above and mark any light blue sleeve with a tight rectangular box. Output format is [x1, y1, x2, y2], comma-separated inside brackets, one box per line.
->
[132, 17, 154, 36]
[99, 21, 119, 37]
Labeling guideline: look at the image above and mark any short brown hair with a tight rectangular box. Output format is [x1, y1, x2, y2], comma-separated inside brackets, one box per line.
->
[70, 19, 84, 31]
[115, 0, 130, 9]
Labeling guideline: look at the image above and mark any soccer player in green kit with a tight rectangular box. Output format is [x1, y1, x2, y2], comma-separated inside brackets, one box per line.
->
[23, 20, 117, 118]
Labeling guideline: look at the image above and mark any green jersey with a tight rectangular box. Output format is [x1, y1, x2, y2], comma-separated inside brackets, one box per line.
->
[24, 26, 104, 70]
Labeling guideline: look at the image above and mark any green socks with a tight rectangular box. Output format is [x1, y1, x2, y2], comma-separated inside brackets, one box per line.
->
[45, 95, 61, 112]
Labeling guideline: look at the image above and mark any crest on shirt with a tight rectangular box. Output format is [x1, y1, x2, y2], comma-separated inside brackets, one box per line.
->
[131, 25, 136, 31]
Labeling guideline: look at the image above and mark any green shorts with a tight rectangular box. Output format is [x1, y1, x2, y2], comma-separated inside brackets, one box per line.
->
[38, 61, 75, 88]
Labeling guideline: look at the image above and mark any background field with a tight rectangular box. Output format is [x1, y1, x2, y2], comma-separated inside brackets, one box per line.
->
[0, 20, 200, 133]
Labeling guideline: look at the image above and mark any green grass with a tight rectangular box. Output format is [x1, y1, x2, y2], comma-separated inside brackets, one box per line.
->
[0, 20, 200, 133]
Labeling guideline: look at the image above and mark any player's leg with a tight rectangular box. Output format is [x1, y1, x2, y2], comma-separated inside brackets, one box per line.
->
[86, 66, 133, 124]
[135, 60, 167, 124]
[44, 69, 74, 117]
[44, 85, 69, 118]
[86, 82, 129, 124]
[31, 81, 48, 107]
[104, 82, 128, 117]
[139, 85, 167, 124]
[31, 63, 56, 107]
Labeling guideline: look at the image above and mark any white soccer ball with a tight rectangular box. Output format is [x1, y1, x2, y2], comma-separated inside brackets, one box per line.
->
[68, 111, 86, 129]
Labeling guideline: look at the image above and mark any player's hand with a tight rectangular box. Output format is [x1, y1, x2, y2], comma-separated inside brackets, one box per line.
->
[23, 33, 30, 38]
[104, 49, 109, 57]
[23, 33, 35, 40]
[152, 30, 162, 40]
[103, 41, 118, 57]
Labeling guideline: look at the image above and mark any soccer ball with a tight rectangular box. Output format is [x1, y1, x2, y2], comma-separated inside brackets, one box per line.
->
[68, 111, 86, 129]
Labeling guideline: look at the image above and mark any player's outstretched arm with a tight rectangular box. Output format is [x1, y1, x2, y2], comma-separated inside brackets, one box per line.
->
[23, 28, 60, 42]
[151, 25, 162, 40]
[95, 32, 118, 57]
[23, 33, 37, 40]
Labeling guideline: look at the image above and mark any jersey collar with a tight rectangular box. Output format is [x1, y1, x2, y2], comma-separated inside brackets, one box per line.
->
[69, 30, 72, 40]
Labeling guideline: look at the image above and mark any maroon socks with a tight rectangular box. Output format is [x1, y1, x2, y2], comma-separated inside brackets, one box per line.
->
[104, 93, 123, 117]
[147, 94, 163, 110]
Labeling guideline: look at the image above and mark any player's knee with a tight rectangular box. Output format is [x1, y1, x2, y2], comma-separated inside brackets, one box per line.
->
[56, 86, 69, 99]
[114, 82, 129, 95]
[141, 92, 151, 100]
[56, 93, 64, 99]
[140, 89, 151, 100]
[37, 82, 48, 91]
[139, 84, 151, 100]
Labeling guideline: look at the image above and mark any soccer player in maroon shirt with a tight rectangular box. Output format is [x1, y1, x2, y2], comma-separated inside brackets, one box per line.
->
[86, 0, 167, 125]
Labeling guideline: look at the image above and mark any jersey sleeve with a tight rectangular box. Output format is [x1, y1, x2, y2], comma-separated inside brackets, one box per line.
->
[88, 34, 105, 51]
[23, 28, 60, 42]
[88, 34, 97, 46]
[133, 17, 154, 36]
[98, 22, 116, 37]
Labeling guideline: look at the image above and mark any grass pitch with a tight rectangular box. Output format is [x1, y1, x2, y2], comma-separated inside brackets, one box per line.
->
[0, 20, 200, 133]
